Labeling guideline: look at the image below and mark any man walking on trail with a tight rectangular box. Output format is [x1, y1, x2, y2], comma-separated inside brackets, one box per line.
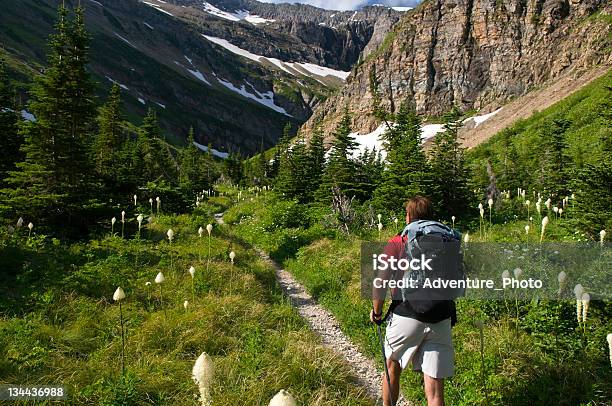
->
[371, 196, 457, 406]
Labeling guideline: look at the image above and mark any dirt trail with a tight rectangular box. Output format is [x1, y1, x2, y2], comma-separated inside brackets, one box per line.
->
[214, 212, 410, 406]
[459, 65, 610, 149]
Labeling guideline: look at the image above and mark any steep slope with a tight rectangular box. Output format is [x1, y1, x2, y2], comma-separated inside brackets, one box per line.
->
[0, 0, 403, 155]
[301, 0, 612, 138]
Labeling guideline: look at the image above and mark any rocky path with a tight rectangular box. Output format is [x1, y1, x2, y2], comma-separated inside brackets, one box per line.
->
[214, 212, 410, 406]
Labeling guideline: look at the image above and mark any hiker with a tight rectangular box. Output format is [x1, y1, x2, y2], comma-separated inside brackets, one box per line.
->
[371, 196, 460, 406]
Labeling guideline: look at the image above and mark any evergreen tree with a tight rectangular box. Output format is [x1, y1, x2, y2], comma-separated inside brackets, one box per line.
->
[3, 6, 96, 222]
[537, 117, 571, 197]
[304, 123, 326, 200]
[429, 106, 471, 218]
[316, 108, 359, 202]
[179, 127, 209, 193]
[224, 152, 243, 185]
[276, 135, 309, 201]
[138, 108, 176, 183]
[0, 59, 22, 187]
[355, 147, 384, 201]
[373, 101, 432, 213]
[93, 84, 123, 181]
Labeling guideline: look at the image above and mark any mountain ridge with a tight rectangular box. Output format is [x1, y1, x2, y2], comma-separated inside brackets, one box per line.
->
[300, 0, 612, 140]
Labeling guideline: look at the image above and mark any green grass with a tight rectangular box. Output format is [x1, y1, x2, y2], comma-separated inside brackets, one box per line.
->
[224, 189, 612, 406]
[0, 193, 371, 405]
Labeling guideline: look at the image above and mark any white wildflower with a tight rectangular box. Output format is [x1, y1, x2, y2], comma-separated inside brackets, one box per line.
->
[113, 287, 126, 301]
[192, 352, 214, 406]
[269, 389, 296, 406]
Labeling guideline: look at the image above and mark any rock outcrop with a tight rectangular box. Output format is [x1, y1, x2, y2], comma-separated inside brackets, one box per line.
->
[301, 0, 612, 136]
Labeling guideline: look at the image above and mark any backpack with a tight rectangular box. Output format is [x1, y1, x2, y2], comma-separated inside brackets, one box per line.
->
[398, 220, 464, 313]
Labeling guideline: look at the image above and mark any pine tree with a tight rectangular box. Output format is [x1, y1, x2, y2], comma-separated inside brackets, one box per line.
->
[93, 84, 123, 181]
[0, 59, 22, 187]
[316, 108, 358, 202]
[429, 106, 471, 218]
[373, 101, 432, 213]
[2, 6, 96, 221]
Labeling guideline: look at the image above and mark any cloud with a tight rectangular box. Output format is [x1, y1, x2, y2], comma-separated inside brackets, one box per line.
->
[256, 0, 419, 11]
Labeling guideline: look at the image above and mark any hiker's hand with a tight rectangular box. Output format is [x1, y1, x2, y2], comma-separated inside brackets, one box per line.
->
[370, 309, 383, 325]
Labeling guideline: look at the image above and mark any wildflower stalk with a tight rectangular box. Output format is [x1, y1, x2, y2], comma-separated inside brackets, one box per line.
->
[113, 287, 126, 376]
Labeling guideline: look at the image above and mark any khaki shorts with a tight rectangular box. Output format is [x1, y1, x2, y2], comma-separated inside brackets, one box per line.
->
[384, 313, 454, 378]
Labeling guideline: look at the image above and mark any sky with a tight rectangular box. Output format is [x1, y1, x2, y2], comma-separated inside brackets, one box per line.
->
[256, 0, 419, 11]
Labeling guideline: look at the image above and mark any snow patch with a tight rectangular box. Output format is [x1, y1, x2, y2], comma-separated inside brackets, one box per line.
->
[348, 122, 446, 161]
[86, 0, 103, 6]
[187, 68, 211, 85]
[155, 102, 166, 109]
[114, 32, 137, 49]
[138, 98, 146, 105]
[463, 108, 502, 127]
[21, 110, 35, 122]
[193, 141, 229, 159]
[391, 6, 413, 11]
[143, 21, 154, 30]
[201, 2, 275, 24]
[202, 35, 350, 82]
[141, 1, 174, 16]
[105, 76, 129, 90]
[184, 55, 193, 65]
[214, 74, 291, 116]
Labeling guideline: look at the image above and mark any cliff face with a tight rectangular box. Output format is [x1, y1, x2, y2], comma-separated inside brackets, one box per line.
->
[301, 0, 612, 136]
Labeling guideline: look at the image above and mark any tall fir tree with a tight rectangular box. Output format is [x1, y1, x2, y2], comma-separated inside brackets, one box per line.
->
[316, 108, 359, 202]
[3, 6, 96, 222]
[179, 127, 209, 193]
[93, 84, 123, 182]
[304, 123, 326, 200]
[0, 58, 22, 187]
[537, 116, 571, 197]
[429, 106, 471, 218]
[138, 108, 176, 183]
[373, 101, 432, 213]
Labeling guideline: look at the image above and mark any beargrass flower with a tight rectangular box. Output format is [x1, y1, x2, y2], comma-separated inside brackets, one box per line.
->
[198, 226, 204, 237]
[167, 229, 174, 243]
[525, 225, 530, 234]
[229, 251, 236, 264]
[113, 287, 127, 375]
[540, 216, 549, 242]
[513, 268, 523, 280]
[581, 292, 590, 323]
[192, 352, 214, 406]
[269, 390, 296, 406]
[16, 217, 23, 228]
[149, 198, 153, 213]
[601, 230, 606, 247]
[156, 196, 161, 213]
[184, 300, 189, 309]
[206, 224, 213, 235]
[464, 233, 470, 244]
[557, 271, 567, 294]
[574, 284, 584, 323]
[133, 194, 137, 206]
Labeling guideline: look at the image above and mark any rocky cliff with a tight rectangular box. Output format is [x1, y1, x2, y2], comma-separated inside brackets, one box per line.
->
[301, 0, 612, 136]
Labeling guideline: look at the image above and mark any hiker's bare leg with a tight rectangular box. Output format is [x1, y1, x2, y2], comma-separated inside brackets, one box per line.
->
[382, 358, 401, 406]
[423, 374, 445, 406]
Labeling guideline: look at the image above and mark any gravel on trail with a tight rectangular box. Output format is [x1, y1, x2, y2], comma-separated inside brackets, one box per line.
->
[215, 212, 410, 405]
